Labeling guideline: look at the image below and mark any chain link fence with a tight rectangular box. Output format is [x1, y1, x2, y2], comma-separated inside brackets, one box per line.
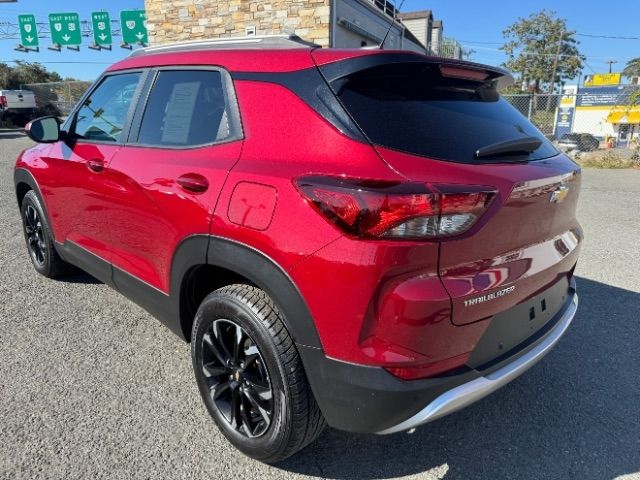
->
[503, 94, 559, 138]
[22, 81, 93, 118]
[503, 93, 639, 160]
[503, 93, 640, 144]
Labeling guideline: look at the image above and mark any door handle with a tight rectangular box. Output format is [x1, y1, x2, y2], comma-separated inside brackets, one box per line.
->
[86, 159, 105, 173]
[177, 173, 209, 194]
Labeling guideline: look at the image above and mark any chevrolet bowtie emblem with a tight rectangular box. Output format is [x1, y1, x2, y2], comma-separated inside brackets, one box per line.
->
[550, 184, 569, 203]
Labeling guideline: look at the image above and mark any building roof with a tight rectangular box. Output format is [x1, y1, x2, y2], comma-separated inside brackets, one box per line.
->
[432, 20, 443, 28]
[397, 10, 433, 21]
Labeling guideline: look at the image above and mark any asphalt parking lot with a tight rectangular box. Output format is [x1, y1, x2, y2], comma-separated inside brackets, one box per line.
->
[1, 129, 639, 480]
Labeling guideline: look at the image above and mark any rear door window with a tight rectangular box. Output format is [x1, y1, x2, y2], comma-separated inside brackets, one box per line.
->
[136, 70, 240, 147]
[333, 63, 558, 163]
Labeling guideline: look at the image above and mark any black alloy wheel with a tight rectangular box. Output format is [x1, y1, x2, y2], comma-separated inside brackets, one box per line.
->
[201, 318, 273, 438]
[20, 190, 69, 278]
[24, 204, 46, 267]
[191, 284, 326, 463]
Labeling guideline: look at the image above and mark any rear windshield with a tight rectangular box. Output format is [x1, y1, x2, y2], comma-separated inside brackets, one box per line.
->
[332, 63, 558, 163]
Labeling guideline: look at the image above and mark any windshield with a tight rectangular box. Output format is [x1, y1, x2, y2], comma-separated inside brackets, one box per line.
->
[333, 63, 558, 163]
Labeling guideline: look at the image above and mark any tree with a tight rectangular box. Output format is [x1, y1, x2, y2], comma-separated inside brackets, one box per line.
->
[622, 58, 640, 81]
[0, 61, 64, 89]
[501, 10, 584, 103]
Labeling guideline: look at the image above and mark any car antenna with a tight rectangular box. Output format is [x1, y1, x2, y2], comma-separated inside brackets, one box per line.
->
[379, 0, 407, 49]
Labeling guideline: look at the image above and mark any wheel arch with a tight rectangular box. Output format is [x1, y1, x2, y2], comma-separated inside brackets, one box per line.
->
[14, 168, 57, 242]
[172, 235, 323, 350]
[14, 168, 41, 208]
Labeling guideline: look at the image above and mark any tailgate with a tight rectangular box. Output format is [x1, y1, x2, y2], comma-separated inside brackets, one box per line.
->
[438, 164, 581, 325]
[4, 91, 36, 109]
[375, 147, 582, 326]
[317, 53, 583, 326]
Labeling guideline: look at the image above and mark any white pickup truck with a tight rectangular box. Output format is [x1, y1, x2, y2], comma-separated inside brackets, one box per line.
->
[0, 90, 38, 126]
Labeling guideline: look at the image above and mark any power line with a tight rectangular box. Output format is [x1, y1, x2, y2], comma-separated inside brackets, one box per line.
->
[457, 39, 503, 45]
[462, 44, 634, 62]
[458, 31, 640, 46]
[576, 33, 640, 40]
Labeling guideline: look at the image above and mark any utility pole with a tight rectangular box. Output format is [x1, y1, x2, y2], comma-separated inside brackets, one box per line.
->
[605, 60, 618, 73]
[548, 30, 567, 95]
[547, 30, 565, 111]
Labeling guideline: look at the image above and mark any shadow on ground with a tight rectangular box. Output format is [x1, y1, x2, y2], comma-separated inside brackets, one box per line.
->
[57, 269, 102, 285]
[278, 276, 640, 480]
[0, 129, 25, 140]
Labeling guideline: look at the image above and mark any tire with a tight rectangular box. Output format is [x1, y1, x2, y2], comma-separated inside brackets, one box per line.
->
[11, 114, 28, 128]
[20, 190, 69, 278]
[191, 284, 325, 463]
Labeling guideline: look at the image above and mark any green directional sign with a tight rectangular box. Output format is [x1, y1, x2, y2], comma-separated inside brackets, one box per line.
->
[49, 12, 82, 46]
[18, 14, 39, 47]
[92, 12, 112, 46]
[120, 10, 147, 45]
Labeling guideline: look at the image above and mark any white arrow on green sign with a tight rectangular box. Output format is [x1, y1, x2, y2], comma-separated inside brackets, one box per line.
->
[48, 12, 82, 46]
[18, 14, 39, 47]
[120, 10, 148, 45]
[92, 12, 112, 46]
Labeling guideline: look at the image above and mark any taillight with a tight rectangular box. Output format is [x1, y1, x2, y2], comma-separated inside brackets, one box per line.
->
[296, 176, 495, 240]
[34, 96, 40, 108]
[0, 96, 7, 108]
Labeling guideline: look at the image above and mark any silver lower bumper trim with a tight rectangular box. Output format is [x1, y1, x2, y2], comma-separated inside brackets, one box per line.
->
[377, 293, 579, 435]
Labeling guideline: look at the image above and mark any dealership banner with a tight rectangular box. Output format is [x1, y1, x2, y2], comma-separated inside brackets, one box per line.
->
[584, 73, 622, 87]
[576, 86, 635, 107]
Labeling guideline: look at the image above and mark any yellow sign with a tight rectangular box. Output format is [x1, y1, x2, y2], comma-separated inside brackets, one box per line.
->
[584, 73, 622, 87]
[560, 95, 576, 107]
[607, 108, 640, 124]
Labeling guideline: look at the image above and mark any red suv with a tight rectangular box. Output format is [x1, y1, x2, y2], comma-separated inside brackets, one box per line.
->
[15, 36, 581, 463]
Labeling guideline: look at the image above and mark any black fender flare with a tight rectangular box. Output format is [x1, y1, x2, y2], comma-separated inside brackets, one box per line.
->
[14, 168, 45, 209]
[170, 235, 323, 350]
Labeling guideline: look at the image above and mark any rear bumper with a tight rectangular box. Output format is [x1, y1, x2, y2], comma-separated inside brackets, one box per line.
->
[300, 279, 578, 434]
[4, 108, 35, 115]
[378, 289, 578, 434]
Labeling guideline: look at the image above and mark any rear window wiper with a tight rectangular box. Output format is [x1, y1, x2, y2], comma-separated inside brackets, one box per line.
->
[475, 136, 542, 159]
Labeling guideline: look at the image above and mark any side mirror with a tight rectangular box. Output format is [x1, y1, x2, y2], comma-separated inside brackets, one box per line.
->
[25, 116, 61, 143]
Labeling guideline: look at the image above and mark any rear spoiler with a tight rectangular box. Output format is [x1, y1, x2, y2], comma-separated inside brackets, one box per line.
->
[313, 52, 514, 91]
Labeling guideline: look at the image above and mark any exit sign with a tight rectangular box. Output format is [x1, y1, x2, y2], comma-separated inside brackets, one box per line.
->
[92, 12, 112, 46]
[120, 10, 148, 45]
[48, 12, 82, 46]
[18, 14, 39, 47]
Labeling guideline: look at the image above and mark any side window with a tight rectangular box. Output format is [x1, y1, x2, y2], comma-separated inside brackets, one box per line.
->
[73, 73, 141, 143]
[137, 70, 237, 147]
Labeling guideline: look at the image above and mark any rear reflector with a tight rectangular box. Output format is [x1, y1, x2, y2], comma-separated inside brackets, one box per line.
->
[296, 176, 495, 240]
[385, 352, 471, 380]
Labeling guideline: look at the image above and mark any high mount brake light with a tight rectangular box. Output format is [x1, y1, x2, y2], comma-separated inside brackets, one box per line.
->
[439, 65, 490, 82]
[296, 176, 496, 240]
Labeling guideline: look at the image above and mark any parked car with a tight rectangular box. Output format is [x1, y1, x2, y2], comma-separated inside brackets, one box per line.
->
[557, 133, 600, 152]
[0, 89, 38, 126]
[14, 35, 582, 463]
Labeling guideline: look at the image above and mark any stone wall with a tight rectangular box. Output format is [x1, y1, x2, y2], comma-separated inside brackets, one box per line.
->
[145, 0, 331, 47]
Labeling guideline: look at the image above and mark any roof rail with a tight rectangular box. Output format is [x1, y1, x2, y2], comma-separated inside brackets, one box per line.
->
[129, 34, 320, 57]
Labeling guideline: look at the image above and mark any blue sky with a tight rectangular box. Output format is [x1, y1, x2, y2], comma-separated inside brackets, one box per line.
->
[0, 0, 144, 80]
[0, 0, 638, 83]
[403, 0, 640, 80]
